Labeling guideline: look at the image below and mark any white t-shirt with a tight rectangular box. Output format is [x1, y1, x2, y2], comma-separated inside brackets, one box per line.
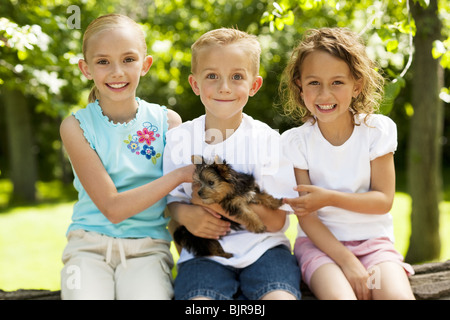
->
[163, 114, 298, 268]
[281, 114, 397, 242]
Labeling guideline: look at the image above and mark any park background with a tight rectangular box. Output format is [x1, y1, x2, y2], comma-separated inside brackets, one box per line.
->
[0, 0, 449, 292]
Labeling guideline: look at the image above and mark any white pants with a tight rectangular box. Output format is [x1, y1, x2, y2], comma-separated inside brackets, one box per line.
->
[60, 229, 174, 300]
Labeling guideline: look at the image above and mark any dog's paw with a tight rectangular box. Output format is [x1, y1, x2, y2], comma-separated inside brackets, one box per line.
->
[218, 252, 234, 259]
[246, 221, 267, 233]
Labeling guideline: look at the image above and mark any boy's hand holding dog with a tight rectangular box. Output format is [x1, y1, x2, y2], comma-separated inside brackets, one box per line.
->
[171, 188, 231, 240]
[191, 184, 240, 230]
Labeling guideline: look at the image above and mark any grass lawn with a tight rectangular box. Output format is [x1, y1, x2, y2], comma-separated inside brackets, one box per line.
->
[0, 181, 449, 291]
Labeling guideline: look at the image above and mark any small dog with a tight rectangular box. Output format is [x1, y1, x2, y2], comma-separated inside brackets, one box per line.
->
[173, 155, 283, 258]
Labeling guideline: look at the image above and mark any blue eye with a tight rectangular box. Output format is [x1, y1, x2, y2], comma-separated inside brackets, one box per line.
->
[232, 74, 243, 80]
[206, 74, 218, 79]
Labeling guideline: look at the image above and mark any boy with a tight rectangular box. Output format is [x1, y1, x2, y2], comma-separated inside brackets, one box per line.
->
[163, 28, 301, 300]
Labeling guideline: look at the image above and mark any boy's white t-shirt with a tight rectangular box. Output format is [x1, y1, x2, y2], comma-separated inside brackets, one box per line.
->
[281, 114, 397, 242]
[163, 114, 297, 268]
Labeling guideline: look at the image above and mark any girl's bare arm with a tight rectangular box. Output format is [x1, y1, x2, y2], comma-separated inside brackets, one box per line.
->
[60, 115, 194, 224]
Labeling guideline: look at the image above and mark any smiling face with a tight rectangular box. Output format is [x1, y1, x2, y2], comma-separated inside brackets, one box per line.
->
[188, 43, 262, 126]
[297, 50, 362, 126]
[78, 26, 152, 106]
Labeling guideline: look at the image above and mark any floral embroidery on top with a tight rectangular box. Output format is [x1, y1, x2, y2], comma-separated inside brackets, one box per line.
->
[137, 128, 156, 145]
[124, 121, 162, 164]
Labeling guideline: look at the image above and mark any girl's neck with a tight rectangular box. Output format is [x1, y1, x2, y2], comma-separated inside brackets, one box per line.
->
[317, 111, 354, 146]
[204, 113, 243, 145]
[98, 96, 138, 124]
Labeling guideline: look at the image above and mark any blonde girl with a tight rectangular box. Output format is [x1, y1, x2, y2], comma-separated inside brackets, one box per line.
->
[281, 27, 415, 300]
[59, 14, 194, 299]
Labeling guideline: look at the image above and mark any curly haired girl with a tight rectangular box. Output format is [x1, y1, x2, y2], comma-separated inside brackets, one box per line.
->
[281, 27, 415, 300]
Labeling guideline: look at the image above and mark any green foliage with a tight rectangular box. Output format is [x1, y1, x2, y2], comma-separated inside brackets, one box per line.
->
[0, 0, 449, 182]
[261, 1, 417, 105]
[380, 76, 406, 115]
[261, 0, 450, 102]
[0, 1, 80, 117]
[260, 0, 450, 168]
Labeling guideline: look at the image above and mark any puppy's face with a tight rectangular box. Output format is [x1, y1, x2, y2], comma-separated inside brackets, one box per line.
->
[193, 163, 234, 204]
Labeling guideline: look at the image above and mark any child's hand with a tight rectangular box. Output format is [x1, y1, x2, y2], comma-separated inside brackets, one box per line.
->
[178, 164, 196, 183]
[340, 258, 372, 300]
[191, 185, 247, 226]
[191, 184, 223, 216]
[186, 186, 231, 239]
[283, 185, 330, 216]
[181, 204, 231, 239]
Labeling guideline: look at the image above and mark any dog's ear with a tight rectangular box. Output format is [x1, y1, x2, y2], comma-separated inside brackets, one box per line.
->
[213, 155, 227, 165]
[215, 162, 233, 181]
[191, 155, 204, 165]
[212, 155, 232, 180]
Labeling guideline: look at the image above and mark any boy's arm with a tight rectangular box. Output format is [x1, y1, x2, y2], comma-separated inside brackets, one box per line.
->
[167, 109, 182, 130]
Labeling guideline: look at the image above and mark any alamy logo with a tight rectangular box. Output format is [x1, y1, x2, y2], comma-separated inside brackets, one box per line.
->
[65, 265, 81, 290]
[367, 265, 381, 290]
[67, 5, 81, 30]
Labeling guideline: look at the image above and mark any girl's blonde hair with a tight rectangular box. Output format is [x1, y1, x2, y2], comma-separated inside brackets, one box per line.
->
[191, 28, 261, 76]
[280, 27, 385, 124]
[81, 14, 147, 103]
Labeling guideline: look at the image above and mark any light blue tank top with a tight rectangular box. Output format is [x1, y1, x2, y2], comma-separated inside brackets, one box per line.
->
[67, 98, 171, 241]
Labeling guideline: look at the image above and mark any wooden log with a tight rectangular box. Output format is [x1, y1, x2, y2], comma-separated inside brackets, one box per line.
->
[409, 260, 450, 300]
[0, 289, 61, 300]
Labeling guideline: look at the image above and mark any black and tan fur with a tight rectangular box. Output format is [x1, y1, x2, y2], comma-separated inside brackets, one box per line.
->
[173, 155, 283, 258]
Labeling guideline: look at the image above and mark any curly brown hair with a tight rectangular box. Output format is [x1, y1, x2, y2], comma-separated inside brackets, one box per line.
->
[280, 27, 385, 124]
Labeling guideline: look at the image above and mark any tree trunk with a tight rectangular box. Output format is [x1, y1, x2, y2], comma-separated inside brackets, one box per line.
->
[3, 89, 37, 203]
[406, 0, 443, 263]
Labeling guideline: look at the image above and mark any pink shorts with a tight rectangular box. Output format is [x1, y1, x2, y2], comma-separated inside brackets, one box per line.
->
[294, 237, 415, 287]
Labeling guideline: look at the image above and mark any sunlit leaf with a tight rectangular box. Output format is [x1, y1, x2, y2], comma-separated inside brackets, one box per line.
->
[386, 39, 398, 52]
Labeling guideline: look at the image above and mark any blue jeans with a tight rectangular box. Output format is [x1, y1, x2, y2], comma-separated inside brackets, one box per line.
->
[174, 245, 301, 300]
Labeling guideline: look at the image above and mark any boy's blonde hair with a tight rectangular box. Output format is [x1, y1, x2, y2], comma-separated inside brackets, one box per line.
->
[81, 14, 147, 103]
[191, 28, 261, 75]
[280, 27, 385, 124]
